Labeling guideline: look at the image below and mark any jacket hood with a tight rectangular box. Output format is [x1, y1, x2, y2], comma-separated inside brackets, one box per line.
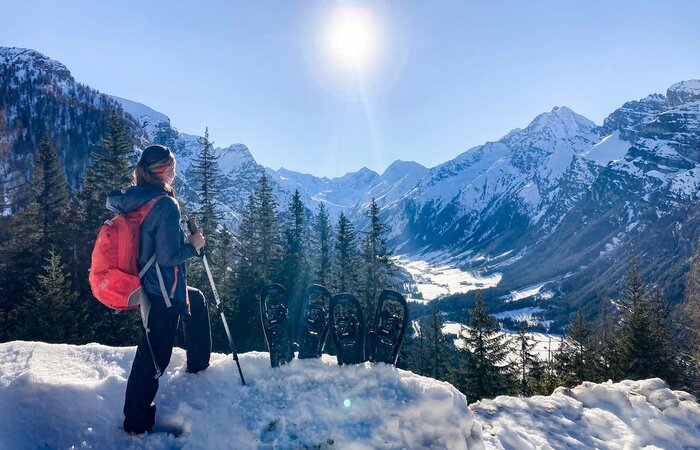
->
[106, 186, 170, 214]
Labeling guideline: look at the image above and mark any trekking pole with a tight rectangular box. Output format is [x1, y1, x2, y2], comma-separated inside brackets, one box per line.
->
[187, 217, 246, 386]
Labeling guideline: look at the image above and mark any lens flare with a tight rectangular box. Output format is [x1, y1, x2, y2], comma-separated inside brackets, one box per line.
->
[343, 399, 352, 408]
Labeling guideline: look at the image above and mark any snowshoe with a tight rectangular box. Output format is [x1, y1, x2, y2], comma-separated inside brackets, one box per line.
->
[329, 293, 365, 365]
[368, 290, 409, 365]
[261, 283, 293, 367]
[297, 284, 331, 359]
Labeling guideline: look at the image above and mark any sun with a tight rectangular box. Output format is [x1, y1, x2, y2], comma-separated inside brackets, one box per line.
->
[324, 7, 378, 73]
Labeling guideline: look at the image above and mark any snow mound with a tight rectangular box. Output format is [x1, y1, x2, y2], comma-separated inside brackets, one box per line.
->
[472, 379, 700, 450]
[0, 341, 483, 450]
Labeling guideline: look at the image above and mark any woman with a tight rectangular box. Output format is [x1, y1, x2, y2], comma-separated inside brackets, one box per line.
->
[106, 144, 208, 434]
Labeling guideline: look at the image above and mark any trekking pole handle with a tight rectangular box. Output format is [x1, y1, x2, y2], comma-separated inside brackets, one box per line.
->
[187, 217, 198, 235]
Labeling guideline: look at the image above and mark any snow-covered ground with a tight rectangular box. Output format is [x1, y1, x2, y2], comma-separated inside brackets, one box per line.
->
[0, 341, 483, 450]
[399, 258, 502, 302]
[503, 281, 550, 302]
[442, 322, 562, 362]
[473, 379, 700, 450]
[492, 307, 545, 326]
[2, 342, 699, 450]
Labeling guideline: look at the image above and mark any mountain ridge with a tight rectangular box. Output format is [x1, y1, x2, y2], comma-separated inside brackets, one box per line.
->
[3, 45, 699, 327]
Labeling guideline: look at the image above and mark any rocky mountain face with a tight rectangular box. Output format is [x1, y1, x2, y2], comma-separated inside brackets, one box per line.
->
[384, 106, 602, 259]
[500, 80, 700, 317]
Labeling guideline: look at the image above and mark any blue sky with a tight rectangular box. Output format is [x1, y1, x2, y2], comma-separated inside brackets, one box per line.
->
[2, 0, 700, 177]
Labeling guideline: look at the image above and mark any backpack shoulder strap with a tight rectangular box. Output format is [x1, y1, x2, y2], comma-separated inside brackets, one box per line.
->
[138, 194, 174, 309]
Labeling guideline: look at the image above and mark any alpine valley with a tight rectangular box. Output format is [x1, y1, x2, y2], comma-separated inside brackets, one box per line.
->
[2, 46, 699, 330]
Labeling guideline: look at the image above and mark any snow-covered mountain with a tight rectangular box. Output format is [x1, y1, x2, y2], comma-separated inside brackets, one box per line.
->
[502, 80, 700, 313]
[3, 341, 699, 449]
[0, 47, 145, 202]
[110, 92, 428, 224]
[385, 106, 602, 258]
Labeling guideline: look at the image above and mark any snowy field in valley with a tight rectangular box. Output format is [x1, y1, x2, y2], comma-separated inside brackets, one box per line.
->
[2, 342, 699, 450]
[441, 322, 562, 362]
[398, 258, 502, 303]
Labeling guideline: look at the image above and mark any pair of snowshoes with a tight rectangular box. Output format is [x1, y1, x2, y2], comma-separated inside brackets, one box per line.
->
[330, 290, 409, 366]
[260, 284, 332, 367]
[261, 284, 409, 368]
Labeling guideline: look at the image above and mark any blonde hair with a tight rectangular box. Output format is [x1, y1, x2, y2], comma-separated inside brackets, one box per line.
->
[133, 152, 175, 192]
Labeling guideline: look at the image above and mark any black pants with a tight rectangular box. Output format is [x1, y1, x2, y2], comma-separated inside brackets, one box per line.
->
[123, 287, 211, 434]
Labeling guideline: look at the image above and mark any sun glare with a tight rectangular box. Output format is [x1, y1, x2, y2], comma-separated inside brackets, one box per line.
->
[325, 7, 378, 73]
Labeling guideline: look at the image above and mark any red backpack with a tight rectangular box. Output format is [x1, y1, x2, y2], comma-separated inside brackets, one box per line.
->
[89, 196, 167, 310]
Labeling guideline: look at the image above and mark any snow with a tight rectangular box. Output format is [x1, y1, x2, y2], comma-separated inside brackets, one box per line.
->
[0, 341, 483, 450]
[505, 281, 549, 302]
[442, 323, 561, 360]
[2, 342, 699, 449]
[110, 95, 170, 126]
[492, 307, 545, 326]
[473, 378, 700, 450]
[399, 258, 502, 302]
[667, 80, 700, 107]
[582, 131, 631, 166]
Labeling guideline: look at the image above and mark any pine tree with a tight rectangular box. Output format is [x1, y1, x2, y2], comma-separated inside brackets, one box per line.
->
[646, 288, 680, 385]
[27, 136, 70, 253]
[617, 259, 680, 384]
[360, 198, 394, 328]
[282, 189, 310, 328]
[188, 127, 226, 301]
[312, 203, 333, 286]
[0, 136, 74, 341]
[554, 309, 599, 387]
[80, 112, 134, 235]
[423, 307, 450, 380]
[333, 212, 359, 294]
[680, 249, 700, 391]
[256, 174, 282, 282]
[451, 292, 516, 402]
[592, 298, 624, 382]
[15, 249, 79, 343]
[515, 322, 541, 396]
[232, 174, 282, 351]
[190, 127, 223, 240]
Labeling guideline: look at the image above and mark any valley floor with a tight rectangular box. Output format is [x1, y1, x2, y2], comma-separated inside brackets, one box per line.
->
[1, 342, 698, 450]
[398, 257, 502, 303]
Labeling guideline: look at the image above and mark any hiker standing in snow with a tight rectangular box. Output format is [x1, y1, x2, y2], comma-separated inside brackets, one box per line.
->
[106, 145, 210, 434]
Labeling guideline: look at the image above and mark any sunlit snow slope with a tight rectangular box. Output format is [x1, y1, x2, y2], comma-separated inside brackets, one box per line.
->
[0, 342, 483, 450]
[1, 342, 699, 450]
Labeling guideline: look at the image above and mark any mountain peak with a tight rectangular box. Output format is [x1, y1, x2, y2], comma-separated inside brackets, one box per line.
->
[527, 106, 596, 134]
[503, 106, 597, 149]
[382, 160, 428, 178]
[222, 143, 253, 158]
[217, 143, 257, 171]
[0, 47, 72, 81]
[667, 79, 700, 107]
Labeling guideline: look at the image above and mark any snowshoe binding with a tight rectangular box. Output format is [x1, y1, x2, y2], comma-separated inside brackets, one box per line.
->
[329, 293, 365, 365]
[261, 283, 293, 367]
[297, 284, 331, 359]
[368, 290, 409, 365]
